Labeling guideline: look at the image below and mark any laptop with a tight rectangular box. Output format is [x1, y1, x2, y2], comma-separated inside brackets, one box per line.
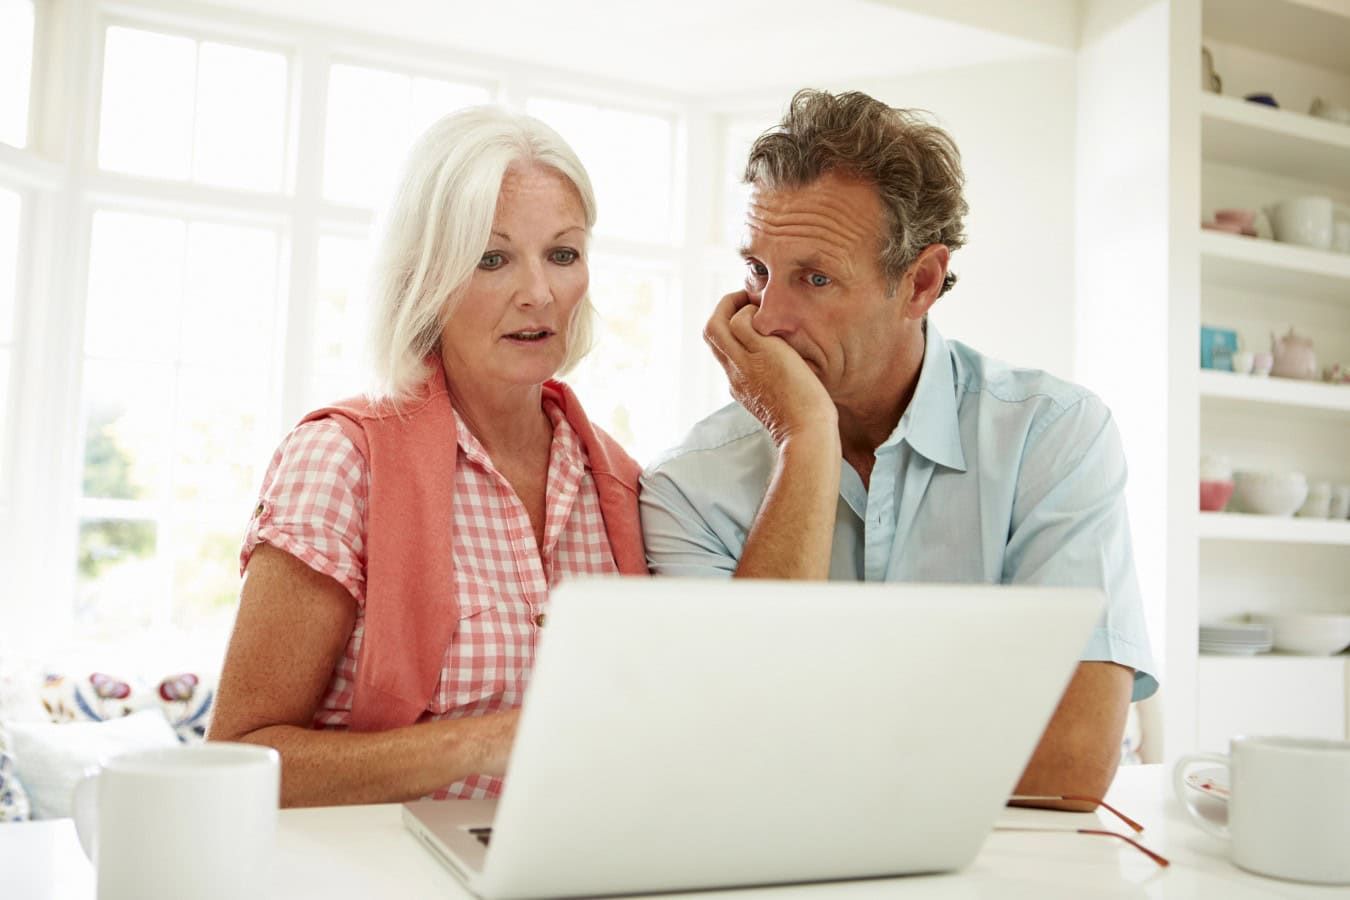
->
[403, 577, 1103, 899]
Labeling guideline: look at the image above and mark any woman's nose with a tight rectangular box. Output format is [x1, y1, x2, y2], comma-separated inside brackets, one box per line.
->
[514, 260, 553, 307]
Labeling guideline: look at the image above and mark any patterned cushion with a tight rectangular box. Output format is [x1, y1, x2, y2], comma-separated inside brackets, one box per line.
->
[0, 749, 32, 822]
[38, 671, 214, 742]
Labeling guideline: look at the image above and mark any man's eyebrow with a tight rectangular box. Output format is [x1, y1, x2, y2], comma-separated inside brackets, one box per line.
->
[796, 252, 841, 272]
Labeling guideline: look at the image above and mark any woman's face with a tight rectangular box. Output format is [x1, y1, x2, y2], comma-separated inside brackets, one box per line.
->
[440, 163, 589, 390]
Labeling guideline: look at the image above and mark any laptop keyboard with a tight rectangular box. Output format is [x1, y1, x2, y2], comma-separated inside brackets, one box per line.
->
[469, 827, 492, 847]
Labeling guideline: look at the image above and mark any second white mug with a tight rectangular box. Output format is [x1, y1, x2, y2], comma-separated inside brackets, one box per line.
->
[1173, 735, 1350, 885]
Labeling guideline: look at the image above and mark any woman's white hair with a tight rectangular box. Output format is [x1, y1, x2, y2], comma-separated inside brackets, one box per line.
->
[367, 105, 598, 403]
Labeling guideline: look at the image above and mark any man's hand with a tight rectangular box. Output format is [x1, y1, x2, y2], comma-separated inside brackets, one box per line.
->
[704, 291, 837, 446]
[703, 291, 841, 580]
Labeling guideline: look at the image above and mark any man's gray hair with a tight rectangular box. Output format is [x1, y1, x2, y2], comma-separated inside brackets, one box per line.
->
[367, 105, 597, 403]
[745, 89, 968, 296]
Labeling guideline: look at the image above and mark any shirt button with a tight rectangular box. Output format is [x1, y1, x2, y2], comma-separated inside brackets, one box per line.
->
[534, 613, 546, 628]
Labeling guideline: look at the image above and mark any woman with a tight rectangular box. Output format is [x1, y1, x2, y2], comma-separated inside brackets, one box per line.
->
[208, 107, 646, 806]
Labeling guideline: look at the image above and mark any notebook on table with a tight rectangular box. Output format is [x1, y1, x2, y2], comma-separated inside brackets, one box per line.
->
[403, 576, 1103, 899]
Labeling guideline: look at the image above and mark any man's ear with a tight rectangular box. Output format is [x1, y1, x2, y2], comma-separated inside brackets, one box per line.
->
[901, 244, 950, 321]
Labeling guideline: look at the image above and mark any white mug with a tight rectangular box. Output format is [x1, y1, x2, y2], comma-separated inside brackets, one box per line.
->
[1173, 735, 1350, 884]
[72, 743, 281, 900]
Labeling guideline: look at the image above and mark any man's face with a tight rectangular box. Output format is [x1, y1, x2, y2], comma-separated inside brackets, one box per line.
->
[739, 171, 918, 409]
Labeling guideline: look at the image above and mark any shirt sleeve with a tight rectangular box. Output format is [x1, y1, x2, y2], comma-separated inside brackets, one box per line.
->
[639, 465, 738, 578]
[1004, 396, 1159, 702]
[240, 419, 369, 604]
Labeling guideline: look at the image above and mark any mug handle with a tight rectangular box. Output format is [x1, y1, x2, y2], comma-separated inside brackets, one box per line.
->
[70, 766, 101, 862]
[1172, 752, 1230, 840]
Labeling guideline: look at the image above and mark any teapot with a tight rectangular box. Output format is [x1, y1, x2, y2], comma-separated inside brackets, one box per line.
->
[1271, 328, 1317, 380]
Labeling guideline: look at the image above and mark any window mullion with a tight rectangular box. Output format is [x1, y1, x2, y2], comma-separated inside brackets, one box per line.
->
[9, 0, 101, 643]
[278, 38, 330, 431]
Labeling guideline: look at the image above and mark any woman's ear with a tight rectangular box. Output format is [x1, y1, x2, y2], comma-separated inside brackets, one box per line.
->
[902, 244, 951, 320]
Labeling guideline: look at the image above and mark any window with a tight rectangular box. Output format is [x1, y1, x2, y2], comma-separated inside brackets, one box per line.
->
[98, 26, 289, 191]
[0, 0, 35, 148]
[9, 7, 702, 668]
[306, 230, 375, 409]
[567, 260, 681, 464]
[720, 117, 773, 245]
[0, 188, 19, 487]
[77, 210, 281, 646]
[323, 63, 491, 208]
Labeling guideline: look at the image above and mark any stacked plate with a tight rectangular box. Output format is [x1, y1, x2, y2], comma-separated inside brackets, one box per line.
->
[1199, 620, 1273, 655]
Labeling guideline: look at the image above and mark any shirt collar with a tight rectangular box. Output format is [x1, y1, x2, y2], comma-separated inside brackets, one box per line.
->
[881, 321, 967, 473]
[450, 395, 587, 480]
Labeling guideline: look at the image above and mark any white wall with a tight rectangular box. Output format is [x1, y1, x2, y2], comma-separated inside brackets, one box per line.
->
[1075, 0, 1197, 758]
[861, 58, 1080, 380]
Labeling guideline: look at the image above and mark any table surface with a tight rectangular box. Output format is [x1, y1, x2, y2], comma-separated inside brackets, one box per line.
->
[3, 765, 1346, 899]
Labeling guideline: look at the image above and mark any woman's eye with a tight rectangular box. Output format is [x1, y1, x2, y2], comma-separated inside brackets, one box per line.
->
[478, 252, 505, 270]
[808, 273, 831, 287]
[550, 248, 579, 265]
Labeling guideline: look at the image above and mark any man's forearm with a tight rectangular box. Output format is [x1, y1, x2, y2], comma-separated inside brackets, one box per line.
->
[734, 431, 841, 580]
[1010, 661, 1133, 810]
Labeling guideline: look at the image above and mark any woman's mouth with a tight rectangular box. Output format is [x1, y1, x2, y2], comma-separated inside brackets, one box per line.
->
[504, 329, 554, 342]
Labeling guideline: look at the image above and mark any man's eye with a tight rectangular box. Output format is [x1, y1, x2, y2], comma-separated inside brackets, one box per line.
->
[550, 248, 579, 265]
[808, 273, 831, 287]
[478, 252, 504, 270]
[746, 260, 767, 278]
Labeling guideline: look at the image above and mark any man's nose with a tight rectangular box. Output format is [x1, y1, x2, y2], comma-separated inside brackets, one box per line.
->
[514, 260, 553, 307]
[750, 281, 795, 337]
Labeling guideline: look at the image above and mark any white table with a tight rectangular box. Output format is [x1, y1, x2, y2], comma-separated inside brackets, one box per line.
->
[3, 765, 1345, 899]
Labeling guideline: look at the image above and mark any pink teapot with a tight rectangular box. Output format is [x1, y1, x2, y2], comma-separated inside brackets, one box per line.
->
[1271, 328, 1317, 380]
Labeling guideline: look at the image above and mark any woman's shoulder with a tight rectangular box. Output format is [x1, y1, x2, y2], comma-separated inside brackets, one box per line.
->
[271, 418, 368, 476]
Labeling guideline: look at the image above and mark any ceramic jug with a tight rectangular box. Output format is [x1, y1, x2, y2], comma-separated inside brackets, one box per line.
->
[1271, 328, 1317, 380]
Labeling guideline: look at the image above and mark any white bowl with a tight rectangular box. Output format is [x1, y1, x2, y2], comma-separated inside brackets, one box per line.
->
[1267, 196, 1334, 249]
[1249, 613, 1350, 655]
[1232, 471, 1308, 516]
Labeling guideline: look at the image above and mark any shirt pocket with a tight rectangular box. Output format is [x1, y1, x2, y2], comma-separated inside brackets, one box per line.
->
[430, 571, 509, 714]
[453, 568, 499, 621]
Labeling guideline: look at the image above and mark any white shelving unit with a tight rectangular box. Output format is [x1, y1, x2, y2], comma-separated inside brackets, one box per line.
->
[1193, 0, 1350, 753]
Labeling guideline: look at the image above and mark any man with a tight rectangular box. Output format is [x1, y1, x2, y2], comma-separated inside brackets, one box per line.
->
[640, 89, 1157, 806]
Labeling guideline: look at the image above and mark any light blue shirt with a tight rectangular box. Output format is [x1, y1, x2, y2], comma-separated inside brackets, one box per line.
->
[641, 324, 1158, 701]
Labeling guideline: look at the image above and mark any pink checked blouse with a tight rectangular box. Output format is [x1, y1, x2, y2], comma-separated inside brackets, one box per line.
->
[240, 397, 618, 799]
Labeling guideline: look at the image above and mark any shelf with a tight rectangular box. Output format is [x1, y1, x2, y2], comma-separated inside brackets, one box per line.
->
[1200, 93, 1350, 190]
[1204, 0, 1350, 78]
[1199, 652, 1349, 664]
[1198, 510, 1350, 545]
[1199, 230, 1350, 304]
[1198, 368, 1350, 413]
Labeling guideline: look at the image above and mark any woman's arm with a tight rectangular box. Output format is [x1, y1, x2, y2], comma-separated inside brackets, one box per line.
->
[207, 543, 518, 807]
